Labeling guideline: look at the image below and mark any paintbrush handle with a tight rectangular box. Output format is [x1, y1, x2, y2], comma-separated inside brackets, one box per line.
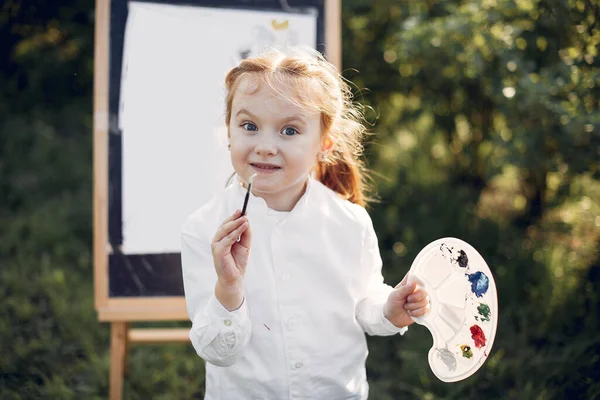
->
[241, 191, 250, 216]
[241, 174, 256, 216]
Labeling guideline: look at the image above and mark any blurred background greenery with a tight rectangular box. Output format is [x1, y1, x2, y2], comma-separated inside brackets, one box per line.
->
[0, 0, 598, 399]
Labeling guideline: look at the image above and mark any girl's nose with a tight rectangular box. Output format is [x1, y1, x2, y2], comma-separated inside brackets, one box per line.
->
[254, 142, 278, 156]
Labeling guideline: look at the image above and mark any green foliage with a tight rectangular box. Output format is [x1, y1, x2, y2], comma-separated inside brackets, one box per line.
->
[1, 0, 598, 399]
[343, 0, 600, 398]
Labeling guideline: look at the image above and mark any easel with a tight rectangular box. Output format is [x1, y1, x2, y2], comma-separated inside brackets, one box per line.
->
[94, 2, 193, 398]
[93, 0, 340, 398]
[109, 323, 190, 400]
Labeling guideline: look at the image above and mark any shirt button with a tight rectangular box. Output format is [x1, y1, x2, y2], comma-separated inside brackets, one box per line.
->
[294, 361, 303, 369]
[287, 318, 296, 330]
[223, 319, 232, 326]
[282, 273, 290, 280]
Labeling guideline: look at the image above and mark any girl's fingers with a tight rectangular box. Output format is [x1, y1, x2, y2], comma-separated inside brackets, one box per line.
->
[238, 222, 252, 248]
[409, 305, 431, 318]
[213, 216, 247, 243]
[395, 274, 409, 288]
[225, 210, 242, 223]
[391, 281, 416, 301]
[407, 289, 427, 303]
[219, 220, 249, 247]
[404, 298, 429, 311]
[212, 210, 242, 240]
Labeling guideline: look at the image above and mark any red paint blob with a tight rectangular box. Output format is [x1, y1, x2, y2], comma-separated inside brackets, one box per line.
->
[470, 325, 487, 348]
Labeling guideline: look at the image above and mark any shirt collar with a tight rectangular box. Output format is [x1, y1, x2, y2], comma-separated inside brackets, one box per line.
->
[232, 174, 314, 218]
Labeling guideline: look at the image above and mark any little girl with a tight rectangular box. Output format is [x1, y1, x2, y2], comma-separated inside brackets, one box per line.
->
[181, 47, 430, 400]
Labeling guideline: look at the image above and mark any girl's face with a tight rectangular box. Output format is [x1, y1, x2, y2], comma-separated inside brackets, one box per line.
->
[228, 76, 326, 211]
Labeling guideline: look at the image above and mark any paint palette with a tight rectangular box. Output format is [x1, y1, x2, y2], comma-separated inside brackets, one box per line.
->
[408, 238, 498, 383]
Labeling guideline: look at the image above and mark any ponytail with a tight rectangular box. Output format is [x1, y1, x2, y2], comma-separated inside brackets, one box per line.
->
[315, 92, 373, 207]
[313, 144, 369, 207]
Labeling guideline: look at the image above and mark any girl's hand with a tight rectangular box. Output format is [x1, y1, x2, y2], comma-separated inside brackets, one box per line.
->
[211, 210, 252, 304]
[383, 274, 430, 329]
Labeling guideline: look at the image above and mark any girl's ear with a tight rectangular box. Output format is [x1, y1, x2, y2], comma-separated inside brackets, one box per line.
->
[321, 136, 333, 152]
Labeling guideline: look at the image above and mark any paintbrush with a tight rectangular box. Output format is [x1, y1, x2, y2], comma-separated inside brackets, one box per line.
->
[241, 173, 257, 216]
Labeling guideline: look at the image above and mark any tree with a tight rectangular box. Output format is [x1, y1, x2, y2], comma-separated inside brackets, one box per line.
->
[342, 0, 600, 398]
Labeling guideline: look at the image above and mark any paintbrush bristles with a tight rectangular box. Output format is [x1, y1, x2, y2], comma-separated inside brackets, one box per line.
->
[248, 173, 257, 188]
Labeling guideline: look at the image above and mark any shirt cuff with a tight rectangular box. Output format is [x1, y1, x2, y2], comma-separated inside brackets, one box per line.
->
[207, 294, 250, 328]
[380, 309, 408, 335]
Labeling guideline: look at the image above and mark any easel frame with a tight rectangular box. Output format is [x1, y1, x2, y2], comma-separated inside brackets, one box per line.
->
[93, 0, 341, 398]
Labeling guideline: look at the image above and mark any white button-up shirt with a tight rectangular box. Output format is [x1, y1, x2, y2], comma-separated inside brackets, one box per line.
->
[181, 176, 407, 400]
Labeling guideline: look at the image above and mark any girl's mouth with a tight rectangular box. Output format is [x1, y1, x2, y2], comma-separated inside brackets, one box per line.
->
[250, 163, 281, 172]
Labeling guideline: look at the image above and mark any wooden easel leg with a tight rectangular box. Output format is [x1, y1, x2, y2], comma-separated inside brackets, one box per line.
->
[110, 322, 129, 400]
[123, 329, 129, 378]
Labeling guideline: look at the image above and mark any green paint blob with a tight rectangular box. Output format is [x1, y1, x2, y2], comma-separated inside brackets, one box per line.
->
[460, 344, 473, 359]
[477, 303, 491, 322]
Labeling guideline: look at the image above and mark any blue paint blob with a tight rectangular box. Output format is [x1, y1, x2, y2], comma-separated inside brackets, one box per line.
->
[468, 271, 489, 297]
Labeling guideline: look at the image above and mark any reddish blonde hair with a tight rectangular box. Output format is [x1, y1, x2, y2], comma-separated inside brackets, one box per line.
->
[224, 47, 371, 206]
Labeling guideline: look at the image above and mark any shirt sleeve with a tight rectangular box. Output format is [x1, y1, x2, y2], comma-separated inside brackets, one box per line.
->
[181, 228, 252, 367]
[355, 217, 408, 336]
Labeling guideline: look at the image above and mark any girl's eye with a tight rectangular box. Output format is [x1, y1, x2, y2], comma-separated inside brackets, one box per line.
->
[242, 122, 258, 131]
[281, 126, 299, 136]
